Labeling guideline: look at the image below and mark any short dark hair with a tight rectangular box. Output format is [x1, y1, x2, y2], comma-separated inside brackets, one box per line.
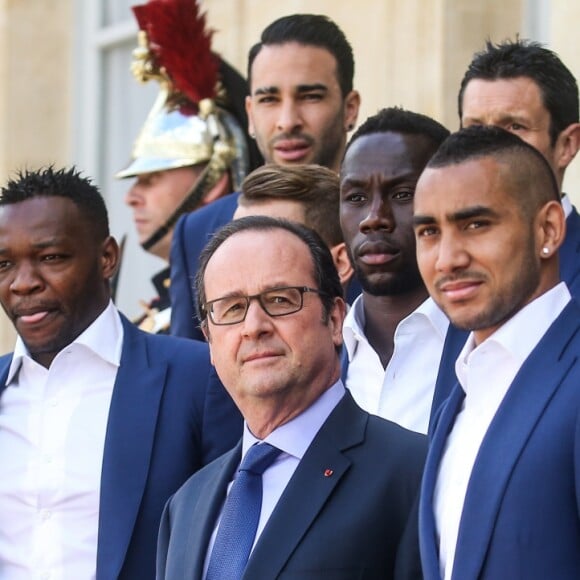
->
[1, 166, 110, 239]
[346, 107, 450, 154]
[427, 125, 560, 213]
[238, 164, 343, 247]
[247, 14, 354, 97]
[195, 215, 343, 326]
[458, 38, 579, 144]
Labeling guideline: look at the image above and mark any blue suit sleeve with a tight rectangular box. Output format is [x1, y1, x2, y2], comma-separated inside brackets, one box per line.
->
[169, 214, 199, 339]
[169, 194, 240, 341]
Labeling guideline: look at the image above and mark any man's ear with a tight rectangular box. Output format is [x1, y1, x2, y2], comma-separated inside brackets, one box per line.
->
[330, 242, 354, 288]
[554, 122, 580, 172]
[101, 236, 120, 280]
[328, 296, 347, 349]
[245, 95, 255, 137]
[536, 200, 566, 258]
[343, 90, 361, 132]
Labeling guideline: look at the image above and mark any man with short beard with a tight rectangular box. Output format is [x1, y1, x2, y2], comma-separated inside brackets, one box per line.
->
[340, 108, 449, 434]
[415, 125, 580, 580]
[170, 13, 360, 340]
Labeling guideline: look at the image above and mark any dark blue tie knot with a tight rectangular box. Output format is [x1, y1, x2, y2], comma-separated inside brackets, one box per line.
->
[240, 442, 281, 476]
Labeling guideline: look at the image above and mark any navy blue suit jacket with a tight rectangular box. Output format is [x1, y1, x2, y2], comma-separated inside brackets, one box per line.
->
[170, 194, 240, 341]
[157, 390, 426, 579]
[0, 314, 242, 580]
[420, 299, 580, 579]
[169, 193, 362, 341]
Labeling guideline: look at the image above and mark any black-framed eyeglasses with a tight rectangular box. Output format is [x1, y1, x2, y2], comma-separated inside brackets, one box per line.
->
[203, 286, 327, 326]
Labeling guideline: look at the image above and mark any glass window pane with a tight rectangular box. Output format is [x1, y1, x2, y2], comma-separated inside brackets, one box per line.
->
[103, 0, 136, 27]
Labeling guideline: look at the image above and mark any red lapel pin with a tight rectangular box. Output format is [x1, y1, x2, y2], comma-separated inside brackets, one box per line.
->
[324, 469, 334, 477]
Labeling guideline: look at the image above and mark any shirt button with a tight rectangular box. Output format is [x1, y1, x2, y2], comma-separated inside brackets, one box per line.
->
[39, 509, 52, 521]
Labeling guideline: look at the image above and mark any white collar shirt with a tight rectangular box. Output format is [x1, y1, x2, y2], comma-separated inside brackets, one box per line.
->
[204, 381, 345, 578]
[434, 283, 571, 580]
[343, 295, 448, 434]
[0, 301, 123, 580]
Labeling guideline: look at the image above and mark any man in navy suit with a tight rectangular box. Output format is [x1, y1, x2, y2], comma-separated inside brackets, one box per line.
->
[157, 216, 426, 579]
[413, 126, 580, 579]
[0, 167, 241, 579]
[169, 14, 361, 340]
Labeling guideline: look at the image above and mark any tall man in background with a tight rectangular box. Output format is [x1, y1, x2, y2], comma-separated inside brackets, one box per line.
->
[170, 13, 360, 339]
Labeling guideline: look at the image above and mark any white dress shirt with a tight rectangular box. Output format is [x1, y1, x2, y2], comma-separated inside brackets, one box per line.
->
[434, 283, 571, 580]
[204, 381, 345, 578]
[343, 295, 449, 434]
[0, 301, 123, 580]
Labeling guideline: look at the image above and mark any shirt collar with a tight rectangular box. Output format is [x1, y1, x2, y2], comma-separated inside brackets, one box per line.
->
[6, 301, 123, 385]
[342, 294, 449, 360]
[242, 380, 345, 461]
[456, 282, 571, 389]
[561, 193, 573, 219]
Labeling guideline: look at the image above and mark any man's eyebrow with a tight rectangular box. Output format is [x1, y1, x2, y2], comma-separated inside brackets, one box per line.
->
[253, 83, 329, 97]
[33, 237, 65, 248]
[253, 86, 279, 96]
[447, 206, 500, 222]
[296, 83, 328, 93]
[412, 215, 436, 227]
[464, 113, 529, 125]
[413, 206, 500, 227]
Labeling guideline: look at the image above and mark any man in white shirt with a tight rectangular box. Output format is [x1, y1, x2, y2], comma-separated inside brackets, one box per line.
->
[0, 166, 242, 580]
[157, 216, 426, 579]
[414, 126, 580, 579]
[340, 107, 450, 434]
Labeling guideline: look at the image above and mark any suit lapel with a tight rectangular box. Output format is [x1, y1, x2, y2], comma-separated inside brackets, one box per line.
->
[183, 444, 242, 579]
[419, 385, 465, 580]
[451, 301, 580, 579]
[96, 317, 168, 580]
[430, 325, 468, 429]
[244, 392, 365, 579]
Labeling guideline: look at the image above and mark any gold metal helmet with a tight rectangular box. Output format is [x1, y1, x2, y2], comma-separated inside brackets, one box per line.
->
[117, 0, 258, 250]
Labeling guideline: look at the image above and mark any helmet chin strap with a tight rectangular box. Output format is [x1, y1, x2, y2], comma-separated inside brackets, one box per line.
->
[141, 142, 233, 252]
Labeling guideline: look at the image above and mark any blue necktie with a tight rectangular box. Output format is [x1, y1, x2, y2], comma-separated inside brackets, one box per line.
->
[205, 442, 282, 580]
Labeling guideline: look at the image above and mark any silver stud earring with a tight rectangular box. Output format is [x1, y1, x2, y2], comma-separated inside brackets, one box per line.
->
[542, 247, 550, 256]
